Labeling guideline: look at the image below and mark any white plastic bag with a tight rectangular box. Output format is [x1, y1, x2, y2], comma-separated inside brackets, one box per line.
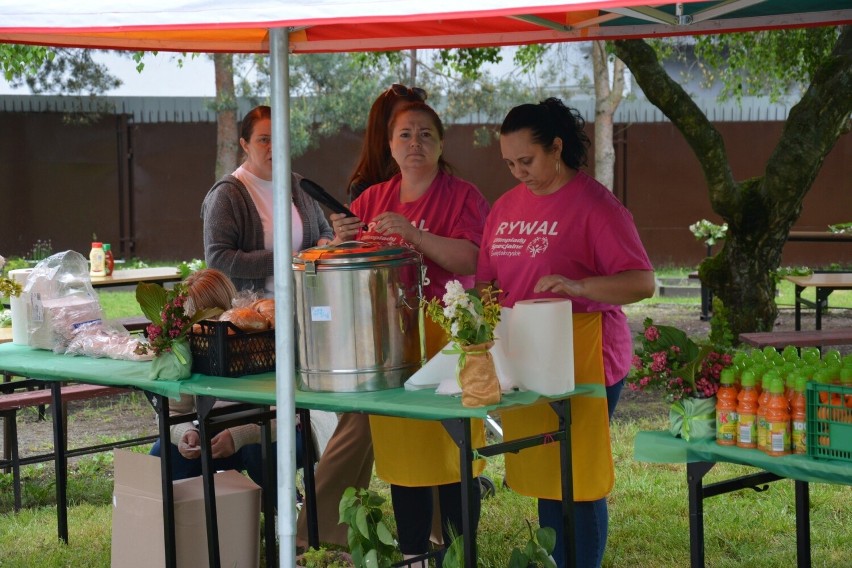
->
[24, 250, 104, 351]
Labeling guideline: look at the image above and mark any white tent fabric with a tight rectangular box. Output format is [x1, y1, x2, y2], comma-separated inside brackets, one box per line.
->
[1, 3, 850, 567]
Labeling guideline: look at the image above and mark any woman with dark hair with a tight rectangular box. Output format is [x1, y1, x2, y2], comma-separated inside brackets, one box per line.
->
[347, 84, 427, 201]
[333, 100, 490, 565]
[476, 98, 655, 568]
[201, 105, 334, 294]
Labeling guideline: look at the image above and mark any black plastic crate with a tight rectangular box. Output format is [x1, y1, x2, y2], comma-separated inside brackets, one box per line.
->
[189, 319, 275, 377]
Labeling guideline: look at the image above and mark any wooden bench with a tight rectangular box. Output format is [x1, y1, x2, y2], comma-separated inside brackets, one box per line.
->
[738, 328, 852, 350]
[0, 383, 157, 511]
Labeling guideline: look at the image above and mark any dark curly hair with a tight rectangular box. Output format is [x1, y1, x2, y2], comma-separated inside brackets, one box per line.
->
[500, 97, 590, 170]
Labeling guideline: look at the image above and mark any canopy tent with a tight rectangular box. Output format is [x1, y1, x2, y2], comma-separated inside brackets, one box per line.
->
[2, 2, 850, 567]
[1, 1, 850, 52]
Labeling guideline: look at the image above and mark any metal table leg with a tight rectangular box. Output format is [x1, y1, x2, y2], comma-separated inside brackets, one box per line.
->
[795, 480, 811, 568]
[150, 393, 178, 568]
[50, 382, 68, 543]
[300, 407, 320, 550]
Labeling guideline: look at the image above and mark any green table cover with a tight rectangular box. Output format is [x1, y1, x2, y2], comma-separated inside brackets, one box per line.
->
[0, 343, 591, 420]
[635, 430, 852, 486]
[0, 343, 183, 399]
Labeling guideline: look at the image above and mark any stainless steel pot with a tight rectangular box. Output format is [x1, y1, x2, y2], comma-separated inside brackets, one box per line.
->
[292, 242, 424, 392]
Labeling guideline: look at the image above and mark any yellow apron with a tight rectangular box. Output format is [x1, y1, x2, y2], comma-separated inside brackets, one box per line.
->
[500, 312, 613, 501]
[371, 316, 486, 486]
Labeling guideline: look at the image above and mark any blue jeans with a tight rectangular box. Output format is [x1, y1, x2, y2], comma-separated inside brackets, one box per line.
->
[150, 429, 306, 507]
[539, 378, 624, 568]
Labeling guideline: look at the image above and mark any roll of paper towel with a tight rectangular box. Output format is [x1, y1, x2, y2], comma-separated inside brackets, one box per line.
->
[9, 268, 33, 345]
[507, 298, 574, 395]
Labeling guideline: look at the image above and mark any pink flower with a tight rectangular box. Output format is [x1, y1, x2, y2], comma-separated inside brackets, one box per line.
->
[644, 326, 660, 341]
[632, 354, 642, 370]
[650, 351, 668, 372]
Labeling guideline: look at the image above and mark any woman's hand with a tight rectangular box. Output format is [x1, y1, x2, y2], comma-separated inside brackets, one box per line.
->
[371, 211, 420, 244]
[534, 270, 656, 305]
[330, 212, 363, 243]
[210, 429, 236, 459]
[534, 275, 585, 297]
[178, 430, 201, 459]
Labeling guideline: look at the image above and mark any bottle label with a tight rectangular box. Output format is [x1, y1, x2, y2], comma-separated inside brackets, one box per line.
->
[738, 414, 756, 445]
[768, 421, 791, 453]
[792, 419, 807, 453]
[757, 415, 769, 450]
[716, 410, 738, 443]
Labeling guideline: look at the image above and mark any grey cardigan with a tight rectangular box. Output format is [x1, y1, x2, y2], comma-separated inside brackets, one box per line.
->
[200, 171, 334, 292]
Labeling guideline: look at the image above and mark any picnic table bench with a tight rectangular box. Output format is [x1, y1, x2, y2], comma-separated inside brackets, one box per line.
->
[738, 328, 852, 350]
[0, 381, 156, 511]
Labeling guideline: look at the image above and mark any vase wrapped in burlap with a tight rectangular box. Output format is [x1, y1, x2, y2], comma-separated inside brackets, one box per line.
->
[458, 341, 501, 407]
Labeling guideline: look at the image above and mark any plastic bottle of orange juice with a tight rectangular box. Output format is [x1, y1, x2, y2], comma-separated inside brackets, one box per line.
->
[716, 368, 739, 446]
[757, 370, 777, 452]
[736, 370, 759, 449]
[790, 375, 807, 455]
[766, 378, 791, 456]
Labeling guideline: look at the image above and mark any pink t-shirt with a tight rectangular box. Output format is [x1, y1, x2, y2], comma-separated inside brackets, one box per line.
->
[352, 171, 490, 300]
[476, 171, 653, 385]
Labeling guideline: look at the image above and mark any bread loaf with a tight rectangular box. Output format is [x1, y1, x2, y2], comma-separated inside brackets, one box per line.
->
[219, 307, 270, 331]
[250, 298, 276, 328]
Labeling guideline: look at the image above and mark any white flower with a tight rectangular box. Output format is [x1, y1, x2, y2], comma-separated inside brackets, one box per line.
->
[0, 255, 5, 271]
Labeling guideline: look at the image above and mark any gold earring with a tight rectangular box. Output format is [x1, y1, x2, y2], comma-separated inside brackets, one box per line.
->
[556, 160, 561, 175]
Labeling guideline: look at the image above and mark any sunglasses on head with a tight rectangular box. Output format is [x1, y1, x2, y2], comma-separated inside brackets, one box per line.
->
[387, 83, 428, 101]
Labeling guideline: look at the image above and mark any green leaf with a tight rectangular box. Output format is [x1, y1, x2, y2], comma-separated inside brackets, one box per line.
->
[376, 522, 395, 546]
[135, 282, 168, 325]
[363, 549, 379, 567]
[536, 526, 557, 554]
[508, 549, 528, 568]
[355, 505, 370, 539]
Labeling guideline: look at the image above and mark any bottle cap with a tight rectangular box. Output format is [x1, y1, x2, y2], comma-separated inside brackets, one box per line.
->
[740, 370, 755, 387]
[720, 368, 735, 385]
[770, 378, 784, 395]
[91, 242, 103, 248]
[103, 243, 111, 251]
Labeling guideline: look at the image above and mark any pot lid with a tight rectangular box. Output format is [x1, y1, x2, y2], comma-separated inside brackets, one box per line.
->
[292, 241, 419, 268]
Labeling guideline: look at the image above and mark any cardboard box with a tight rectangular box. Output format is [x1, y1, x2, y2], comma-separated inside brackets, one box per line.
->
[111, 449, 261, 568]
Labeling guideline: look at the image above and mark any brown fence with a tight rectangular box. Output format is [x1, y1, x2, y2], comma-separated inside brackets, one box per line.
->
[0, 111, 849, 268]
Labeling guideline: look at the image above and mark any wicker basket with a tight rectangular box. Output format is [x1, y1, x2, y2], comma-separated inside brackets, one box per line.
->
[189, 320, 275, 377]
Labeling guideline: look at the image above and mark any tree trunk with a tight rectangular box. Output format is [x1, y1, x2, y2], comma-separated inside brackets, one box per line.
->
[213, 53, 239, 180]
[613, 29, 852, 339]
[591, 41, 624, 191]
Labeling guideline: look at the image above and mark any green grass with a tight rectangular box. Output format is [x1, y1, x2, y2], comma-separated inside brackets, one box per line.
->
[2, 416, 850, 567]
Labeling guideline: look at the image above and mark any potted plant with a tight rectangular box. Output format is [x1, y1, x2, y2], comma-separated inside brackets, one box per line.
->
[627, 318, 733, 441]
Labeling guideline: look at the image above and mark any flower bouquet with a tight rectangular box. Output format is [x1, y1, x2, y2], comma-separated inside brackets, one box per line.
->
[0, 255, 23, 300]
[423, 280, 502, 407]
[628, 318, 733, 441]
[135, 282, 222, 380]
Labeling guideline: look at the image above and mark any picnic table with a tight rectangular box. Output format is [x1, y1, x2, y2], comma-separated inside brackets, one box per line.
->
[634, 431, 852, 568]
[785, 272, 852, 331]
[0, 342, 588, 568]
[89, 266, 181, 288]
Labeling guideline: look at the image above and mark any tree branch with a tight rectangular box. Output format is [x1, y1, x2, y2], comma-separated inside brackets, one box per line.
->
[613, 39, 736, 212]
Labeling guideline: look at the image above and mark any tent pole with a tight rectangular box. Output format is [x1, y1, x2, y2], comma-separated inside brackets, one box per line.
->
[270, 26, 296, 568]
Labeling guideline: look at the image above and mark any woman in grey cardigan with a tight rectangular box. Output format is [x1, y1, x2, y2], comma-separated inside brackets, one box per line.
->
[201, 105, 334, 295]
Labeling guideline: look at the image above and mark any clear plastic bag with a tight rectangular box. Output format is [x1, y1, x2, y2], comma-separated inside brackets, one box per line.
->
[24, 250, 104, 352]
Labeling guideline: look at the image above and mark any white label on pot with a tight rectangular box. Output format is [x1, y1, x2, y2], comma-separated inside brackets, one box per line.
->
[311, 306, 332, 321]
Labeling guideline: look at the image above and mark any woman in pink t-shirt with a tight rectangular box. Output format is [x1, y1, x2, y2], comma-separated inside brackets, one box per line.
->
[476, 98, 655, 568]
[333, 101, 490, 565]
